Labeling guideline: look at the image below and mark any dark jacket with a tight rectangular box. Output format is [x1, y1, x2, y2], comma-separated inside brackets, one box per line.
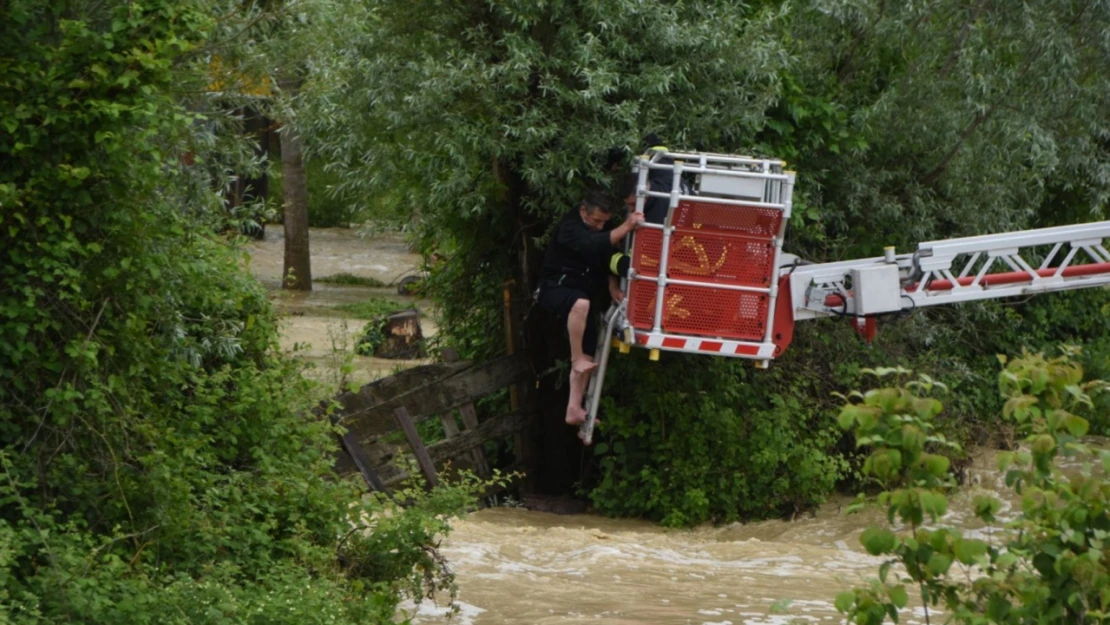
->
[644, 157, 694, 224]
[540, 207, 616, 298]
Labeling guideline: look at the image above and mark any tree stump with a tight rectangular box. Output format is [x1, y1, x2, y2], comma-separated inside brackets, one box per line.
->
[374, 309, 426, 359]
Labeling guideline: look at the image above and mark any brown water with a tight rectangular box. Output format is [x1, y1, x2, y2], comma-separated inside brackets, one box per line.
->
[245, 227, 437, 386]
[400, 451, 1026, 625]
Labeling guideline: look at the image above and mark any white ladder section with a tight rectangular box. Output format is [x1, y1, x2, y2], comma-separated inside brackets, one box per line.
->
[790, 221, 1110, 320]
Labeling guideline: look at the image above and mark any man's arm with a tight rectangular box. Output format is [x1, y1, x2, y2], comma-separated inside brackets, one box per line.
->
[608, 275, 623, 303]
[609, 212, 644, 246]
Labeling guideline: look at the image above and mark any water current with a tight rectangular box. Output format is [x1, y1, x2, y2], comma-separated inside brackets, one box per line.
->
[401, 450, 1024, 625]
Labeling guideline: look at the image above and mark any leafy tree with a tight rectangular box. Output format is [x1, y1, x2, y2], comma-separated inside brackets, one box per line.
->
[0, 1, 478, 621]
[296, 0, 787, 350]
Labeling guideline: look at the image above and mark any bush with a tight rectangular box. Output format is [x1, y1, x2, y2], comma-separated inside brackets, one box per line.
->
[835, 348, 1110, 625]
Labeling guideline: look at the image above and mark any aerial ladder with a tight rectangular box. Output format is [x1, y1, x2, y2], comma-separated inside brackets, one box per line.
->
[578, 149, 1110, 445]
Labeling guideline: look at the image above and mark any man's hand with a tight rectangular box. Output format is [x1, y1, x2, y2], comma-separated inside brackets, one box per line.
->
[609, 211, 645, 245]
[608, 275, 624, 303]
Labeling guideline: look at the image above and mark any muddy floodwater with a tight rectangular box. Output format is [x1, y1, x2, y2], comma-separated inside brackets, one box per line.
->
[400, 450, 1032, 625]
[245, 227, 436, 386]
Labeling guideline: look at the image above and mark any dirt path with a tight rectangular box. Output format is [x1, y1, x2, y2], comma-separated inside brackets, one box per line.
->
[245, 226, 439, 388]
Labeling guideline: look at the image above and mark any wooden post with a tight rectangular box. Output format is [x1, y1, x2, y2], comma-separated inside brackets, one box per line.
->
[393, 406, 439, 489]
[503, 281, 520, 411]
[440, 348, 492, 478]
[336, 424, 393, 498]
[503, 279, 533, 491]
[457, 404, 492, 478]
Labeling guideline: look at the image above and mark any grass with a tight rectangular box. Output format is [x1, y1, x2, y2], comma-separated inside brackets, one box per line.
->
[316, 272, 387, 288]
[335, 298, 412, 320]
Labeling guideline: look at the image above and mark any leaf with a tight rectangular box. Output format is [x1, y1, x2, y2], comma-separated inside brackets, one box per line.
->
[593, 442, 609, 454]
[888, 584, 908, 609]
[920, 490, 948, 519]
[1064, 414, 1089, 438]
[926, 552, 953, 577]
[835, 591, 855, 613]
[860, 526, 896, 555]
[921, 453, 950, 478]
[953, 538, 987, 565]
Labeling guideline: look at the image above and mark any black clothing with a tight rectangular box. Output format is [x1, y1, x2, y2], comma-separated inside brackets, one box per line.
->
[644, 157, 694, 224]
[537, 285, 598, 356]
[539, 208, 617, 298]
[538, 207, 620, 357]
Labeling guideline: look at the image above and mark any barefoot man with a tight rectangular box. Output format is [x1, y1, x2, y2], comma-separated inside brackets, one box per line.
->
[537, 190, 643, 426]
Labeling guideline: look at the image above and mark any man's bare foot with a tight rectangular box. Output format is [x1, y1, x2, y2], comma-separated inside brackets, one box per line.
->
[565, 405, 587, 425]
[572, 358, 597, 374]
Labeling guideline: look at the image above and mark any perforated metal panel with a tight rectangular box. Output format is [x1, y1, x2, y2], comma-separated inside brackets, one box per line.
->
[673, 200, 782, 237]
[632, 229, 663, 278]
[628, 282, 769, 340]
[627, 199, 782, 342]
[667, 230, 774, 287]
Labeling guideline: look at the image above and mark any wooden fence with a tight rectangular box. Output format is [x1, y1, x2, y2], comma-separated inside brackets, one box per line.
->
[327, 353, 534, 496]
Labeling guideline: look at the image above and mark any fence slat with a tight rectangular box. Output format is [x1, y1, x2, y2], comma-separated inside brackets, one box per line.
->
[393, 406, 439, 489]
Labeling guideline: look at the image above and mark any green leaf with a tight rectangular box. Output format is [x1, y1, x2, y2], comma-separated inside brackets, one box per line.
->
[1064, 414, 1089, 438]
[860, 526, 897, 555]
[835, 591, 855, 613]
[921, 453, 950, 477]
[888, 585, 908, 609]
[926, 552, 953, 577]
[593, 442, 609, 454]
[953, 538, 987, 565]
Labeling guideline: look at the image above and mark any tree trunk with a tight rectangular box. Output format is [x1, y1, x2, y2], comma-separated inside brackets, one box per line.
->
[281, 124, 311, 290]
[497, 157, 586, 496]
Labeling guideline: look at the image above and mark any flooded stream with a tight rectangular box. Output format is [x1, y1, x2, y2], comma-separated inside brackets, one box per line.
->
[401, 450, 1025, 625]
[245, 227, 436, 386]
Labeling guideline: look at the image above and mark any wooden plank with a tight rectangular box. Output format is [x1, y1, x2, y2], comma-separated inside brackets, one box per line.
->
[336, 426, 392, 497]
[438, 412, 461, 438]
[327, 359, 470, 422]
[423, 407, 532, 464]
[339, 354, 529, 442]
[393, 407, 439, 489]
[340, 408, 536, 484]
[457, 403, 491, 478]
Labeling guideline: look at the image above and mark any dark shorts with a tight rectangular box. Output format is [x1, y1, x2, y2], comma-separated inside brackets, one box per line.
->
[537, 284, 599, 356]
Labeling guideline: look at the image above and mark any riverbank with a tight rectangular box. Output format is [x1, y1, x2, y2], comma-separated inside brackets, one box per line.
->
[245, 226, 438, 388]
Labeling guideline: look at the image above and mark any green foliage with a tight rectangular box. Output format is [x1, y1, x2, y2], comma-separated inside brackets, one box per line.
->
[288, 0, 1110, 524]
[0, 1, 476, 622]
[590, 353, 848, 526]
[836, 349, 1110, 625]
[316, 273, 388, 288]
[335, 298, 411, 320]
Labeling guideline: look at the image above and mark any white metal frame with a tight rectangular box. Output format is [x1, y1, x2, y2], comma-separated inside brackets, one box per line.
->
[790, 221, 1110, 320]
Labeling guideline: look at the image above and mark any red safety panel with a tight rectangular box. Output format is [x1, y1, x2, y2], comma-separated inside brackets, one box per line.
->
[672, 200, 782, 237]
[628, 282, 769, 341]
[631, 229, 774, 287]
[632, 228, 664, 278]
[627, 198, 782, 342]
[667, 230, 774, 287]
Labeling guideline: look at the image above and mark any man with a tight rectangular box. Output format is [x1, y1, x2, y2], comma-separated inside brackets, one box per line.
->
[538, 191, 643, 426]
[639, 136, 694, 224]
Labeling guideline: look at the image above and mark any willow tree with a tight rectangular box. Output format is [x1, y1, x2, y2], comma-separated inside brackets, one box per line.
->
[298, 0, 786, 352]
[776, 0, 1110, 257]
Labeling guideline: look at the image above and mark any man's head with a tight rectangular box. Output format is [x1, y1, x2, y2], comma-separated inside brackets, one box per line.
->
[579, 191, 613, 231]
[618, 173, 639, 213]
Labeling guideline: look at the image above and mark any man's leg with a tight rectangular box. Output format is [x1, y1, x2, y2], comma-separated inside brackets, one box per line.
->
[567, 299, 597, 375]
[565, 298, 596, 425]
